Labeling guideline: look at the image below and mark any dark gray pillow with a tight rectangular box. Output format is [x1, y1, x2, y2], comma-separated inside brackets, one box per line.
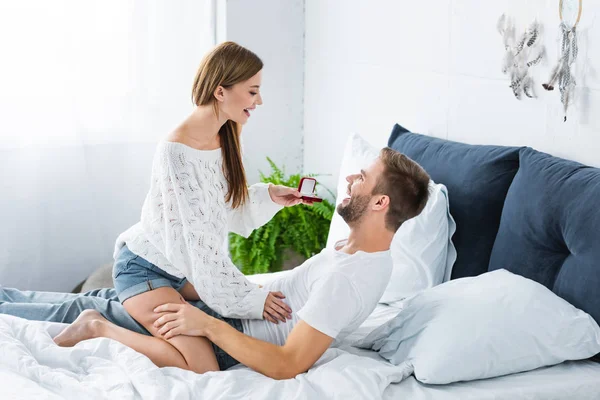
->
[489, 147, 600, 325]
[388, 124, 521, 278]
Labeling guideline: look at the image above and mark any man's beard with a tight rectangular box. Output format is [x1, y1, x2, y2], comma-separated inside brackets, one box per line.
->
[337, 194, 370, 225]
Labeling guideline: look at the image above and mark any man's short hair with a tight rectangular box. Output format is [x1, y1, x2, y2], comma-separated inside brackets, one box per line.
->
[373, 148, 430, 231]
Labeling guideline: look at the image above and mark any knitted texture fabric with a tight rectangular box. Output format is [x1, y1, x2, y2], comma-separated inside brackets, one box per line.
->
[114, 141, 282, 319]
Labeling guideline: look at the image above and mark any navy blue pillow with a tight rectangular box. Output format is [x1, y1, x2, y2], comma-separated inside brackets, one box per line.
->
[388, 124, 521, 279]
[489, 147, 600, 324]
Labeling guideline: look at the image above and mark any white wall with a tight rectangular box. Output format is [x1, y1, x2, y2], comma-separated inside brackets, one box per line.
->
[226, 0, 305, 183]
[304, 0, 600, 192]
[5, 0, 597, 291]
[0, 1, 214, 291]
[0, 0, 305, 292]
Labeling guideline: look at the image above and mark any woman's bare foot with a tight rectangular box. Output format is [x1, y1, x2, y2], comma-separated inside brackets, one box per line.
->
[54, 309, 106, 347]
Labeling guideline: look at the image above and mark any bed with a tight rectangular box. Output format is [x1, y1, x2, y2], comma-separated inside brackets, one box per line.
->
[1, 303, 599, 399]
[1, 124, 600, 399]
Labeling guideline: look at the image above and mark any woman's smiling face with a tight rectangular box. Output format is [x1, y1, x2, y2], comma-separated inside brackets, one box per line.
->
[219, 70, 263, 125]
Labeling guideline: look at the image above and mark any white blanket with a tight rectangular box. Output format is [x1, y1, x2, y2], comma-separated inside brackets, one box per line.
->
[0, 313, 411, 400]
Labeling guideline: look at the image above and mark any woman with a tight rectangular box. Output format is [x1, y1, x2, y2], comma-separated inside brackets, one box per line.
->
[55, 41, 311, 373]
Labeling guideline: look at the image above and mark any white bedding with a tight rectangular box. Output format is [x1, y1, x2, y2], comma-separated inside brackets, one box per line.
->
[0, 312, 411, 400]
[2, 298, 599, 400]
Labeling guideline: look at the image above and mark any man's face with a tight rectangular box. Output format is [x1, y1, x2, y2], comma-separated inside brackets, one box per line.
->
[337, 158, 385, 225]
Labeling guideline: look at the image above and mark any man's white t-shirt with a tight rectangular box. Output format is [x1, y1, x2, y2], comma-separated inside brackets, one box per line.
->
[241, 242, 393, 346]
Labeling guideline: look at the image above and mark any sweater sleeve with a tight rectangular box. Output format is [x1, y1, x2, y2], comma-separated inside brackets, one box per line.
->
[141, 146, 269, 319]
[228, 183, 284, 238]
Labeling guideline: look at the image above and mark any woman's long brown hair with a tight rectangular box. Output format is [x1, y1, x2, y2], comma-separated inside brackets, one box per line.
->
[191, 41, 263, 209]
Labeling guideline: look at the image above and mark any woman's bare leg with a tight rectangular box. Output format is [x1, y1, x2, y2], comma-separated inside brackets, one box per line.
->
[54, 287, 219, 374]
[54, 310, 193, 369]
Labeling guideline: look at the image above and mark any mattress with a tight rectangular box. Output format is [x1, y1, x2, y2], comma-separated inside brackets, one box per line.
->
[383, 360, 600, 400]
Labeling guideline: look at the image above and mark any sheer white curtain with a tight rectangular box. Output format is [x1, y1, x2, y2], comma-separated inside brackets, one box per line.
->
[0, 0, 215, 291]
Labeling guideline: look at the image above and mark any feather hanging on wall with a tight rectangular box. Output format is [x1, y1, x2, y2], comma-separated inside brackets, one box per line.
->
[542, 0, 582, 122]
[497, 15, 545, 100]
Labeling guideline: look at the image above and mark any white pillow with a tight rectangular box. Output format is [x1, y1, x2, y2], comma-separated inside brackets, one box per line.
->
[357, 269, 600, 384]
[327, 133, 457, 303]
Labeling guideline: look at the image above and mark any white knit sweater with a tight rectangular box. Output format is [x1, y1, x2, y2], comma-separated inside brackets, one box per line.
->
[114, 141, 282, 319]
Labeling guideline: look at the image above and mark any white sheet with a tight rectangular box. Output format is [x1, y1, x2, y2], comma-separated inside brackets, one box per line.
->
[0, 313, 412, 400]
[2, 297, 599, 400]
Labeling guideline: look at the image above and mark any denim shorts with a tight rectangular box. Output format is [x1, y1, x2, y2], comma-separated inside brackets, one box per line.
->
[113, 244, 242, 371]
[113, 245, 189, 303]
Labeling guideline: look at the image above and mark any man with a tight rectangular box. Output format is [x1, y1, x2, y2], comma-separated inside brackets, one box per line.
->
[1, 148, 430, 379]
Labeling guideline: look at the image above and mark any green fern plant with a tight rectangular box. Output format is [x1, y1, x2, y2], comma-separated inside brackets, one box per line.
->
[229, 158, 335, 275]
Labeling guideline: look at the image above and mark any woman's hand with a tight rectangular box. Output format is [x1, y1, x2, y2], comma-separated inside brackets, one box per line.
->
[263, 291, 293, 324]
[153, 301, 213, 339]
[268, 184, 313, 207]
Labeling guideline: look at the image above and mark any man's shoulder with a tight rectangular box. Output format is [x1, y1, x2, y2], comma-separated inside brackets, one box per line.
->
[333, 252, 393, 294]
[308, 248, 392, 291]
[314, 270, 358, 293]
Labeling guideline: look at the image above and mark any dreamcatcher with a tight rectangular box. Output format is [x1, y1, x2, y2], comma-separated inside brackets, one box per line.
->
[497, 15, 545, 99]
[542, 0, 583, 121]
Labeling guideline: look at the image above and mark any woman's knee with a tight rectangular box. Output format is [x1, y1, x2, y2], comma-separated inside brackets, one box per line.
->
[189, 359, 220, 374]
[123, 288, 220, 373]
[175, 338, 220, 373]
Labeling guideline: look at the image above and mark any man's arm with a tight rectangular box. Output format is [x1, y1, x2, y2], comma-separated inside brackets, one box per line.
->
[153, 301, 334, 380]
[154, 272, 359, 379]
[205, 318, 333, 380]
